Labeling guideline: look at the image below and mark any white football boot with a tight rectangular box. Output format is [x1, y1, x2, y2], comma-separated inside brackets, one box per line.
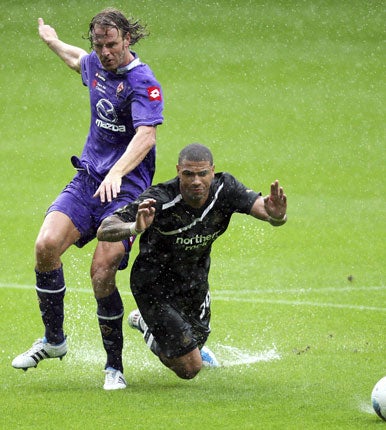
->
[12, 337, 67, 371]
[103, 367, 127, 390]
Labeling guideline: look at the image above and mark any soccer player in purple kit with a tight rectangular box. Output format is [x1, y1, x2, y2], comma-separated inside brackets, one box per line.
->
[97, 143, 287, 380]
[12, 8, 164, 390]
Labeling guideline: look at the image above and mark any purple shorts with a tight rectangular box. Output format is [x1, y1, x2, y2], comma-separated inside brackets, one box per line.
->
[47, 171, 137, 270]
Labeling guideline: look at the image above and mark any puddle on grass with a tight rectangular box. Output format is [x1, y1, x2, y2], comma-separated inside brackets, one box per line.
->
[213, 344, 281, 367]
[64, 299, 281, 371]
[69, 338, 280, 370]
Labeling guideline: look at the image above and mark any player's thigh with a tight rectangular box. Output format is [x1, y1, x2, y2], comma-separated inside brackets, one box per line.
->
[36, 210, 81, 254]
[137, 298, 198, 358]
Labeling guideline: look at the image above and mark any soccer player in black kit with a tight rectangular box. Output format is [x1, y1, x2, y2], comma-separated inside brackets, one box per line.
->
[97, 143, 287, 380]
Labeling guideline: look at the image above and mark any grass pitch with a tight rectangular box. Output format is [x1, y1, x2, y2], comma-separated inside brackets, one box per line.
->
[0, 0, 384, 428]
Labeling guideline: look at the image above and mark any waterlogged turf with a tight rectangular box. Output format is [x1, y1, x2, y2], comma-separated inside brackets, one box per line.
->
[0, 0, 384, 429]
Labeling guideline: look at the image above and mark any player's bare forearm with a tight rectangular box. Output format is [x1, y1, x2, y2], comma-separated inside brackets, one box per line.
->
[97, 200, 156, 242]
[48, 41, 86, 72]
[108, 126, 156, 179]
[97, 215, 132, 242]
[93, 126, 157, 203]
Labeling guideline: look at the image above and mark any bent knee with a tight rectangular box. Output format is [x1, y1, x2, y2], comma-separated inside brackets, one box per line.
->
[169, 359, 202, 380]
[177, 365, 201, 380]
[159, 346, 203, 380]
[35, 234, 64, 262]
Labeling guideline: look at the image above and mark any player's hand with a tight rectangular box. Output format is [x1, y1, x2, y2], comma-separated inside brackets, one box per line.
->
[263, 180, 287, 220]
[38, 18, 59, 43]
[135, 199, 156, 232]
[93, 173, 122, 203]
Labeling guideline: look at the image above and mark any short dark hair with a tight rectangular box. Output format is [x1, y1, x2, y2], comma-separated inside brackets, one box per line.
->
[87, 8, 148, 48]
[178, 143, 213, 165]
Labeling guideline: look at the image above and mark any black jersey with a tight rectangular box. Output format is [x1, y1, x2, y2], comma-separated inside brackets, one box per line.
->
[115, 172, 261, 298]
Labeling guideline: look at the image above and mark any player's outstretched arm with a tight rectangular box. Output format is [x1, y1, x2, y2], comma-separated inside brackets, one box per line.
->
[250, 180, 287, 226]
[38, 18, 87, 73]
[97, 199, 156, 242]
[97, 215, 131, 242]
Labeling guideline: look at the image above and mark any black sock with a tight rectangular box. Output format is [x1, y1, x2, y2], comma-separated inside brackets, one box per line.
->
[35, 266, 66, 344]
[96, 289, 124, 372]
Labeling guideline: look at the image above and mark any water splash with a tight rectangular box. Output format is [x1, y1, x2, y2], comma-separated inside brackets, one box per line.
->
[213, 344, 281, 367]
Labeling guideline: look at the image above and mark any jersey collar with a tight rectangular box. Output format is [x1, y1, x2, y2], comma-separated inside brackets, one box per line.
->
[116, 57, 141, 75]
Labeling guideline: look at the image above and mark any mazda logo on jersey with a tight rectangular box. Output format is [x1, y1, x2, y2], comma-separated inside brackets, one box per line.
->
[96, 98, 118, 123]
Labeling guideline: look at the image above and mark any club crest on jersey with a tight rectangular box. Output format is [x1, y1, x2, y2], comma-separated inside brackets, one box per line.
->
[147, 86, 162, 101]
[116, 82, 124, 97]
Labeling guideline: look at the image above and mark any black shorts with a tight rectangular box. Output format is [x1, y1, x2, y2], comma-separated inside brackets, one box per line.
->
[133, 288, 212, 359]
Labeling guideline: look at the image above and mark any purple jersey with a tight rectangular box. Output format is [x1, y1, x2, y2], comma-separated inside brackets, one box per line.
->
[78, 51, 164, 196]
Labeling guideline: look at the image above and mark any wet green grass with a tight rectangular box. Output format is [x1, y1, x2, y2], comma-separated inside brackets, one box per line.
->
[0, 0, 384, 428]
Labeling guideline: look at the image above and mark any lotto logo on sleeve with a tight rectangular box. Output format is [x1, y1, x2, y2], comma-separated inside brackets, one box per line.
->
[147, 86, 162, 101]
